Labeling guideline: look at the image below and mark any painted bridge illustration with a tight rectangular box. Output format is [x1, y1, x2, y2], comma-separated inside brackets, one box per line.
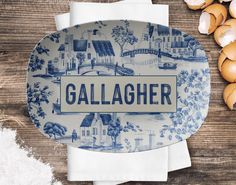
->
[75, 63, 134, 76]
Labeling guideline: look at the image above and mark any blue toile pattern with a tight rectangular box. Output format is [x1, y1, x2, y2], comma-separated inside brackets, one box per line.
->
[28, 55, 45, 72]
[160, 69, 210, 141]
[27, 82, 52, 127]
[44, 122, 67, 139]
[112, 20, 138, 56]
[47, 33, 60, 43]
[27, 20, 210, 153]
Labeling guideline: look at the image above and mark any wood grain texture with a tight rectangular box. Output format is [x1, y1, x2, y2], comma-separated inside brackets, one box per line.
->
[0, 0, 235, 184]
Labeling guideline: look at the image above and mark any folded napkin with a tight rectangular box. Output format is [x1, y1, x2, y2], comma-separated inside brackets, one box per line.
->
[55, 0, 153, 31]
[54, 1, 191, 183]
[70, 2, 168, 26]
[55, 12, 70, 31]
[68, 146, 168, 181]
[68, 140, 190, 182]
[93, 141, 190, 185]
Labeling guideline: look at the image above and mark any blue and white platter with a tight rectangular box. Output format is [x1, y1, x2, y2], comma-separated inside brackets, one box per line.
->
[27, 20, 210, 153]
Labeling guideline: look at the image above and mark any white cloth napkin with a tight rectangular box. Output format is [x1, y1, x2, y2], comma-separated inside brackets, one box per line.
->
[55, 0, 154, 31]
[67, 146, 168, 181]
[70, 2, 168, 26]
[68, 140, 190, 183]
[54, 1, 191, 183]
[93, 140, 190, 185]
[55, 12, 70, 31]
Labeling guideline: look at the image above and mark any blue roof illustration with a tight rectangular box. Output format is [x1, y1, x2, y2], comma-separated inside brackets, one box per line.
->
[184, 35, 195, 42]
[157, 25, 170, 35]
[92, 40, 115, 57]
[58, 44, 65, 51]
[80, 113, 112, 127]
[100, 114, 112, 125]
[171, 41, 188, 48]
[80, 113, 94, 127]
[172, 29, 182, 36]
[73, 40, 87, 52]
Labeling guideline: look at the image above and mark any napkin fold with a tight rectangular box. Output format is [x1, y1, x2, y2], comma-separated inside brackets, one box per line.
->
[93, 140, 190, 185]
[55, 12, 70, 31]
[67, 146, 168, 181]
[54, 1, 191, 183]
[70, 2, 169, 26]
[68, 140, 190, 182]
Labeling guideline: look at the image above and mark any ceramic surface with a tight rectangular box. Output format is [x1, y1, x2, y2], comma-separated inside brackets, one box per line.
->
[27, 20, 210, 153]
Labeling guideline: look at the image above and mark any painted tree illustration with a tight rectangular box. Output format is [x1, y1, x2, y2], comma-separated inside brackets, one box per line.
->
[111, 20, 138, 56]
[95, 21, 107, 28]
[107, 116, 142, 147]
[27, 82, 52, 127]
[184, 35, 202, 56]
[47, 33, 60, 43]
[188, 40, 203, 56]
[124, 138, 132, 152]
[43, 122, 67, 139]
[28, 55, 45, 72]
[35, 43, 49, 55]
[107, 118, 123, 147]
[76, 52, 85, 65]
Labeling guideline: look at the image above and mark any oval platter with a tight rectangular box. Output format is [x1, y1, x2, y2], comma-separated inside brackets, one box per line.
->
[27, 20, 210, 153]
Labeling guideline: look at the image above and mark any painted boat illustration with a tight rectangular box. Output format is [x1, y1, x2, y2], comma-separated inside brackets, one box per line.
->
[52, 77, 61, 84]
[158, 62, 177, 70]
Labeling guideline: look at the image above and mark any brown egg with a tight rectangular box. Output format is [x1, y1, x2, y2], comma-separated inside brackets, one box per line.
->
[223, 83, 236, 110]
[214, 19, 236, 47]
[218, 41, 236, 82]
[199, 4, 228, 35]
[184, 0, 214, 10]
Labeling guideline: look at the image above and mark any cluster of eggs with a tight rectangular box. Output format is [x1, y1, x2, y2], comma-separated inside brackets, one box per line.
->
[184, 0, 236, 110]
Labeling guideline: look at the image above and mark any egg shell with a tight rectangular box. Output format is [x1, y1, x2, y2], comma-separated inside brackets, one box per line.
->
[186, 0, 214, 10]
[208, 14, 218, 34]
[224, 19, 236, 29]
[223, 83, 236, 110]
[218, 51, 227, 71]
[204, 3, 228, 26]
[202, 0, 215, 8]
[222, 41, 236, 60]
[223, 83, 236, 102]
[214, 25, 232, 45]
[214, 19, 236, 46]
[221, 59, 236, 82]
[187, 3, 205, 10]
[230, 0, 236, 18]
[219, 0, 232, 3]
[227, 90, 236, 109]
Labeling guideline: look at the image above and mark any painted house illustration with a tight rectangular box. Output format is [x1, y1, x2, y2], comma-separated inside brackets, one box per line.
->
[153, 25, 192, 57]
[79, 113, 120, 147]
[134, 131, 156, 152]
[47, 30, 115, 75]
[122, 23, 203, 61]
[139, 24, 196, 57]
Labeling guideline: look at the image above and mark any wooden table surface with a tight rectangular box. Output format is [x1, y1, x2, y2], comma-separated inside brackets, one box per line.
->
[0, 0, 235, 184]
